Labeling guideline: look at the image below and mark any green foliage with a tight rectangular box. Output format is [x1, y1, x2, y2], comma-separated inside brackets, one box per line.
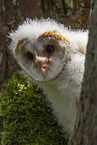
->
[0, 73, 68, 145]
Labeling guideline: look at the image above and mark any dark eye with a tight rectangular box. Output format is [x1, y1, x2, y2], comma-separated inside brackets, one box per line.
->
[26, 52, 33, 60]
[46, 45, 55, 53]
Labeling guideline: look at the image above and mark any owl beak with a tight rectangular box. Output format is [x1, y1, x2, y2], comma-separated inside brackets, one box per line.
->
[35, 55, 49, 77]
[41, 63, 48, 77]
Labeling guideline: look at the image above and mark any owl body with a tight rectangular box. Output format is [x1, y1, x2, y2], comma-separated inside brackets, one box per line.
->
[9, 18, 88, 137]
[37, 52, 85, 136]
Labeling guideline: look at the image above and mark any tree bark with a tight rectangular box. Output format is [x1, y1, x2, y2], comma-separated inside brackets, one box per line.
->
[70, 0, 97, 144]
[0, 0, 21, 90]
[41, 0, 91, 29]
[0, 0, 21, 142]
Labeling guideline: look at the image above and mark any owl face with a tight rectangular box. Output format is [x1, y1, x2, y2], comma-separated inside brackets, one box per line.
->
[15, 33, 67, 82]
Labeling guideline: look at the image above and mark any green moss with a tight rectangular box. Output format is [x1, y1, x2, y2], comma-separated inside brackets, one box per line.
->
[0, 73, 68, 145]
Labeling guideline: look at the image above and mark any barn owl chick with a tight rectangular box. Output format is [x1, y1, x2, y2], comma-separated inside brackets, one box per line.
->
[9, 18, 88, 137]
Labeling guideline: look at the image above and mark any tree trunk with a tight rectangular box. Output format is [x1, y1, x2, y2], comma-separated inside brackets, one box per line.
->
[70, 0, 97, 144]
[0, 0, 21, 142]
[41, 0, 91, 29]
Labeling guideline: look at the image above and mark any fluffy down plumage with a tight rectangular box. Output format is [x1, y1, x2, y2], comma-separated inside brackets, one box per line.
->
[9, 18, 88, 137]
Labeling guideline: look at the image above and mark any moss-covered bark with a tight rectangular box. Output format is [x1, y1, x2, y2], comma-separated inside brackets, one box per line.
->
[0, 73, 68, 145]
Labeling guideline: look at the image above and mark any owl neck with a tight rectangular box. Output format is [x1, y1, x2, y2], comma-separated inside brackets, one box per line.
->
[39, 78, 78, 136]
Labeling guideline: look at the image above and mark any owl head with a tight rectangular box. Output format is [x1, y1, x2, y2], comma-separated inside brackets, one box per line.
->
[9, 19, 70, 82]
